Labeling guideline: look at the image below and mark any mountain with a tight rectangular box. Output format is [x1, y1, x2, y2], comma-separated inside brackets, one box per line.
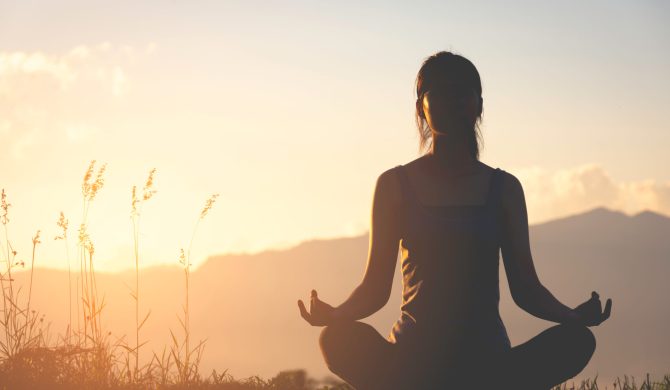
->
[12, 207, 670, 384]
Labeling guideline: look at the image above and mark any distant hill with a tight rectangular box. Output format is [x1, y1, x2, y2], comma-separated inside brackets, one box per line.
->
[13, 207, 670, 384]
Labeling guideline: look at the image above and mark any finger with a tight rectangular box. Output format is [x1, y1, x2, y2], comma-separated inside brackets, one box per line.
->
[593, 295, 602, 309]
[298, 299, 308, 317]
[591, 291, 599, 300]
[310, 290, 320, 311]
[602, 298, 612, 320]
[297, 300, 313, 325]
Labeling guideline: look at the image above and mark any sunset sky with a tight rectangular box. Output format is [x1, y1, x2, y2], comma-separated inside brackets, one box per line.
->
[1, 1, 668, 272]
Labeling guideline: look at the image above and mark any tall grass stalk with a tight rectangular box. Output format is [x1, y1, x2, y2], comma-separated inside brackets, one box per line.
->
[72, 160, 118, 387]
[54, 211, 72, 342]
[78, 160, 107, 348]
[25, 230, 40, 323]
[170, 193, 219, 384]
[129, 168, 156, 381]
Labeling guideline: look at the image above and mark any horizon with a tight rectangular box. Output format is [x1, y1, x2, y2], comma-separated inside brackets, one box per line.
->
[8, 204, 667, 275]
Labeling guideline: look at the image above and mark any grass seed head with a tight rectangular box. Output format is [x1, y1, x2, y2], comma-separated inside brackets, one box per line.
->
[199, 193, 220, 220]
[55, 211, 69, 240]
[1, 188, 10, 225]
[86, 241, 95, 257]
[82, 160, 96, 198]
[89, 163, 107, 201]
[78, 223, 90, 246]
[32, 230, 41, 246]
[143, 168, 157, 201]
[178, 248, 187, 267]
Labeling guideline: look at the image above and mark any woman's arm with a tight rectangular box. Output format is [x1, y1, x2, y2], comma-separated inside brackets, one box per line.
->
[330, 168, 403, 322]
[499, 172, 579, 324]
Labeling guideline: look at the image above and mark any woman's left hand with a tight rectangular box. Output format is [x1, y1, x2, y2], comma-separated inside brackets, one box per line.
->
[572, 291, 612, 327]
[297, 289, 336, 326]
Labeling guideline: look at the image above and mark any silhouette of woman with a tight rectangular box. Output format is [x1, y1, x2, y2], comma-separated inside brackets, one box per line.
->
[297, 51, 612, 390]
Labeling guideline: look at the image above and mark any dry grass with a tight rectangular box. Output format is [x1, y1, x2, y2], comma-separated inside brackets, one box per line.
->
[125, 168, 158, 382]
[54, 210, 72, 341]
[168, 192, 219, 385]
[0, 189, 48, 361]
[0, 161, 232, 389]
[551, 374, 670, 390]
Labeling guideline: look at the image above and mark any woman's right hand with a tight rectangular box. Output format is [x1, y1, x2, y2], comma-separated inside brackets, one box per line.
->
[571, 291, 612, 326]
[297, 289, 336, 327]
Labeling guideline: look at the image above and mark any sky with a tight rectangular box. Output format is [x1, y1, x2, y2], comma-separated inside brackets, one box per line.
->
[1, 0, 669, 272]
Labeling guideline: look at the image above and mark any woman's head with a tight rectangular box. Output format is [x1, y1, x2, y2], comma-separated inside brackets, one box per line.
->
[415, 51, 483, 158]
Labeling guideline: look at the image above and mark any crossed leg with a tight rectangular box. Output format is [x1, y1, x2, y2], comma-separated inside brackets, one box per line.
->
[496, 323, 597, 390]
[319, 321, 399, 390]
[319, 321, 596, 390]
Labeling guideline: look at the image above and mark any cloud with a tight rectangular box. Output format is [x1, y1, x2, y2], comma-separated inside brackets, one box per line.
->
[0, 42, 141, 97]
[0, 43, 155, 160]
[513, 164, 670, 223]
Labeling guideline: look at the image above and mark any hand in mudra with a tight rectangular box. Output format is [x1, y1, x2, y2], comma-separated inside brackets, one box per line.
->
[298, 289, 336, 326]
[573, 291, 612, 326]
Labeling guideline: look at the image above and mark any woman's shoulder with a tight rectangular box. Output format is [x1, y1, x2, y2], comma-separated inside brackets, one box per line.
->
[492, 166, 522, 190]
[494, 167, 525, 213]
[375, 165, 405, 208]
[398, 155, 426, 172]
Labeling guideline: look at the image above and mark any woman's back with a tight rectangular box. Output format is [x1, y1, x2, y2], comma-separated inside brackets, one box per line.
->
[390, 160, 511, 365]
[304, 51, 604, 390]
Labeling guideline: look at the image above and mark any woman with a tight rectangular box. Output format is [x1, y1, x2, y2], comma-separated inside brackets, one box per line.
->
[297, 51, 612, 390]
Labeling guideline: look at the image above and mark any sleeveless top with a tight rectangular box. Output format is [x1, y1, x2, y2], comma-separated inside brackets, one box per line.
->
[389, 164, 511, 359]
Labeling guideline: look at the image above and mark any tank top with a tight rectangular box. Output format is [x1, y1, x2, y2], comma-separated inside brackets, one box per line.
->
[389, 163, 511, 360]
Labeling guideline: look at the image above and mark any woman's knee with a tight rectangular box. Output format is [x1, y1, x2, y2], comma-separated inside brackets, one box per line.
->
[319, 320, 379, 350]
[558, 323, 596, 372]
[318, 321, 359, 367]
[320, 321, 351, 353]
[512, 324, 597, 388]
[319, 321, 388, 374]
[565, 324, 596, 356]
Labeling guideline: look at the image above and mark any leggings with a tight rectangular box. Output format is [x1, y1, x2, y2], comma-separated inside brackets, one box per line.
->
[319, 321, 596, 390]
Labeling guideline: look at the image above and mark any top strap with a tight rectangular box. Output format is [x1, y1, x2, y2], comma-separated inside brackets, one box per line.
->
[396, 164, 503, 209]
